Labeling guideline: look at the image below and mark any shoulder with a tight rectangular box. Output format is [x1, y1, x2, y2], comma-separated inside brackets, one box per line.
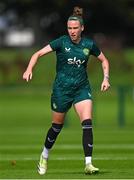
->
[82, 37, 94, 46]
[53, 35, 70, 45]
[82, 37, 101, 56]
[49, 35, 70, 51]
[58, 35, 69, 41]
[57, 35, 71, 47]
[82, 37, 100, 50]
[50, 35, 68, 43]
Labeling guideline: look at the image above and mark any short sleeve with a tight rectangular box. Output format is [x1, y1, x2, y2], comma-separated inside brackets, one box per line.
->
[49, 36, 63, 51]
[90, 41, 101, 57]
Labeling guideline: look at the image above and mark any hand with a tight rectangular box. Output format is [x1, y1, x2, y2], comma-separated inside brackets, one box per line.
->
[23, 69, 32, 82]
[101, 79, 110, 91]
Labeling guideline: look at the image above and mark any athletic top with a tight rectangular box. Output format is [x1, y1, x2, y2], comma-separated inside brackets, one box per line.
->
[49, 35, 101, 92]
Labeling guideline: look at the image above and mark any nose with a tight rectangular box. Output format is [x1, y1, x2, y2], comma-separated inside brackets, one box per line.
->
[70, 29, 75, 34]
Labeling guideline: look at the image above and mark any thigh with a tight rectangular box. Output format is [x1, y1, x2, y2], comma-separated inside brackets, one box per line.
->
[74, 99, 93, 122]
[73, 85, 92, 105]
[52, 111, 66, 124]
[51, 90, 73, 113]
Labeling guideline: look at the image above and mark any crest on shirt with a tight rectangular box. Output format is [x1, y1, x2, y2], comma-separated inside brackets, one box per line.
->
[65, 47, 71, 52]
[53, 103, 57, 109]
[83, 48, 90, 56]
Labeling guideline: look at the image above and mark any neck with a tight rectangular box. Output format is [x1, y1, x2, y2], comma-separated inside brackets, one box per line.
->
[72, 36, 81, 44]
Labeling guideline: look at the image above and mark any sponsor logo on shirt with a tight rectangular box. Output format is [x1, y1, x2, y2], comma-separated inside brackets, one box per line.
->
[67, 57, 85, 67]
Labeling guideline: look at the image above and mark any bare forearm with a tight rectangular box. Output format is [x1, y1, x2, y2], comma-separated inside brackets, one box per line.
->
[102, 59, 109, 79]
[26, 52, 39, 71]
[26, 44, 52, 71]
[97, 52, 110, 91]
[97, 52, 109, 79]
[23, 44, 52, 82]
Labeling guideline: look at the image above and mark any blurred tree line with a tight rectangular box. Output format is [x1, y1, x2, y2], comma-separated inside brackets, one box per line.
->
[0, 0, 134, 86]
[0, 0, 133, 47]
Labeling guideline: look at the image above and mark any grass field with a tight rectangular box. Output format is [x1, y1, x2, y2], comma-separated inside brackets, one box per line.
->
[0, 87, 134, 179]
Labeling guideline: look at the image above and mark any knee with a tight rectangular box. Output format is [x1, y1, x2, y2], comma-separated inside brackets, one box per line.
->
[81, 119, 92, 129]
[52, 112, 65, 124]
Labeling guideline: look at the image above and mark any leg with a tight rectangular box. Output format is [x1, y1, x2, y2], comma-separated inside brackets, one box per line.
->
[38, 111, 65, 175]
[74, 100, 99, 174]
[74, 99, 93, 160]
[44, 111, 65, 150]
[74, 99, 92, 122]
[38, 90, 72, 175]
[52, 111, 66, 124]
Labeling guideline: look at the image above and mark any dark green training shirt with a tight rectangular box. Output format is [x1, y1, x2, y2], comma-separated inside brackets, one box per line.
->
[49, 35, 101, 92]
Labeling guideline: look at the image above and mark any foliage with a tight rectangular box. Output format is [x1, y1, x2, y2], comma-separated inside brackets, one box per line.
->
[0, 48, 134, 86]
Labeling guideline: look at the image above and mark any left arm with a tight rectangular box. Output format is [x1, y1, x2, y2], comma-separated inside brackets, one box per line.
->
[97, 52, 110, 91]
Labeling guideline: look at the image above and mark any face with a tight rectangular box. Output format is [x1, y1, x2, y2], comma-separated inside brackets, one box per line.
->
[67, 20, 84, 43]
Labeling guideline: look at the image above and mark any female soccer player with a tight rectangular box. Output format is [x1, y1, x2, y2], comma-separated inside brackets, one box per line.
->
[23, 6, 110, 175]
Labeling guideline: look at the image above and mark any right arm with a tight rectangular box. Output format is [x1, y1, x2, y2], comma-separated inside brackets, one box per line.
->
[23, 44, 53, 82]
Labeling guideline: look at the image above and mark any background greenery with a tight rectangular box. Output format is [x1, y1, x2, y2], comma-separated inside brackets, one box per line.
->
[0, 48, 134, 86]
[0, 87, 134, 179]
[0, 47, 134, 178]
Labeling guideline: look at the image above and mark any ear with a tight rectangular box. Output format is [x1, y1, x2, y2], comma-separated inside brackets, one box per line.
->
[81, 25, 84, 31]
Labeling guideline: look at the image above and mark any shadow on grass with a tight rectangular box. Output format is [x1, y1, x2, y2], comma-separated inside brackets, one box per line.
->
[47, 170, 111, 175]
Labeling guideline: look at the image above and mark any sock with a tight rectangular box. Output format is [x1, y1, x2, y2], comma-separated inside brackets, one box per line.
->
[44, 123, 63, 150]
[85, 156, 92, 165]
[42, 146, 49, 159]
[81, 119, 93, 164]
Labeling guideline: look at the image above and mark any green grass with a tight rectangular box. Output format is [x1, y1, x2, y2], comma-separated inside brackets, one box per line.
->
[0, 87, 134, 179]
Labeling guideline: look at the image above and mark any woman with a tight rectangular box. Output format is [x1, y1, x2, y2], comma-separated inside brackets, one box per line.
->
[23, 6, 110, 175]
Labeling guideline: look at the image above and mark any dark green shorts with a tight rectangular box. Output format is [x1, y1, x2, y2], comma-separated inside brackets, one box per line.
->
[51, 85, 92, 113]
